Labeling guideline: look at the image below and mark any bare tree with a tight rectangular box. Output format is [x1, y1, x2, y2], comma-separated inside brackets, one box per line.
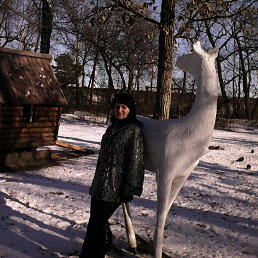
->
[111, 0, 249, 119]
[3, 0, 255, 119]
[173, 0, 257, 119]
[55, 0, 158, 110]
[0, 1, 41, 50]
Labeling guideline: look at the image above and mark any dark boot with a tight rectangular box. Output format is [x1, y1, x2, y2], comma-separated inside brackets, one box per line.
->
[105, 222, 113, 252]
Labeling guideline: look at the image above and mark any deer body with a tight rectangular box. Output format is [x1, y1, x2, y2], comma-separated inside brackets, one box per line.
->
[137, 41, 219, 257]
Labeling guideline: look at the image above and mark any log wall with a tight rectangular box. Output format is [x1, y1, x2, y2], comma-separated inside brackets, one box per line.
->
[0, 105, 61, 152]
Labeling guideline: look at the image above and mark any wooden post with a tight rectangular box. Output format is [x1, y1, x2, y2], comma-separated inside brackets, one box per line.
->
[122, 203, 137, 253]
[56, 140, 95, 154]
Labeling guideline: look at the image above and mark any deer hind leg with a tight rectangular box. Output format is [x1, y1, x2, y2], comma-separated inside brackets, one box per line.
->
[167, 161, 199, 212]
[167, 175, 189, 214]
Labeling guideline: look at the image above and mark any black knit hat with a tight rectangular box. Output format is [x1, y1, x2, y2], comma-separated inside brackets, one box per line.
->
[110, 93, 139, 125]
[112, 93, 136, 114]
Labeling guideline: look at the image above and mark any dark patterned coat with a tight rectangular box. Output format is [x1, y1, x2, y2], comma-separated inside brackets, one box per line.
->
[89, 122, 145, 203]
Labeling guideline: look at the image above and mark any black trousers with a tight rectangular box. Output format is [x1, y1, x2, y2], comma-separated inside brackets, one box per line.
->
[79, 198, 121, 258]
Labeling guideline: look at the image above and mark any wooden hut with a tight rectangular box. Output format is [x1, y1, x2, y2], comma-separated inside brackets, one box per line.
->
[0, 47, 67, 167]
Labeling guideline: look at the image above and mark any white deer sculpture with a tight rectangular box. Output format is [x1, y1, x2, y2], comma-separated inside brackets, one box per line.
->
[123, 41, 219, 258]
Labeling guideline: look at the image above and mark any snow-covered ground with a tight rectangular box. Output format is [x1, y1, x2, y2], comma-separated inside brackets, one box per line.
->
[0, 113, 257, 258]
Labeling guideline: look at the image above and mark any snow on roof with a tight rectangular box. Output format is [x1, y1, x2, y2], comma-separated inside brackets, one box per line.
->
[0, 47, 67, 106]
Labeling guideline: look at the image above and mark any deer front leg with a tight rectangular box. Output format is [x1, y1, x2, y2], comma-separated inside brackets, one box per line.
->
[154, 176, 172, 258]
[154, 211, 166, 258]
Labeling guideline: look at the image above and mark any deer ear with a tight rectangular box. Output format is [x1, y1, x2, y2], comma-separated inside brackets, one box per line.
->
[192, 41, 202, 53]
[208, 48, 219, 58]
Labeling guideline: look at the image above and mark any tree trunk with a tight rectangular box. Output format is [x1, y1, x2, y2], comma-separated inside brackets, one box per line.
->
[128, 69, 134, 92]
[205, 21, 231, 118]
[40, 0, 53, 54]
[100, 51, 116, 118]
[235, 36, 249, 119]
[232, 40, 236, 118]
[81, 50, 88, 88]
[250, 98, 258, 120]
[100, 51, 115, 92]
[88, 50, 99, 111]
[237, 65, 241, 117]
[153, 0, 176, 120]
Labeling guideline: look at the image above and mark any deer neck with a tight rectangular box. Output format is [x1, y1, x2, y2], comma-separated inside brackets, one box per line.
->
[177, 61, 218, 149]
[191, 61, 218, 117]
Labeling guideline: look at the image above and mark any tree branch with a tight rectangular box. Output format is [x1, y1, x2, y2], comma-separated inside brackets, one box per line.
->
[111, 0, 161, 28]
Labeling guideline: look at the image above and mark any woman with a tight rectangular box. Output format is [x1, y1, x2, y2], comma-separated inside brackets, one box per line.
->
[79, 93, 145, 258]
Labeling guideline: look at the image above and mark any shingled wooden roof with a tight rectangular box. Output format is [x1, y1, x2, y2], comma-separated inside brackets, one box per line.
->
[0, 47, 67, 106]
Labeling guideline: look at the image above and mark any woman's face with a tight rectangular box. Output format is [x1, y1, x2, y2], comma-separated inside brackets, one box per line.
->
[114, 102, 130, 120]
